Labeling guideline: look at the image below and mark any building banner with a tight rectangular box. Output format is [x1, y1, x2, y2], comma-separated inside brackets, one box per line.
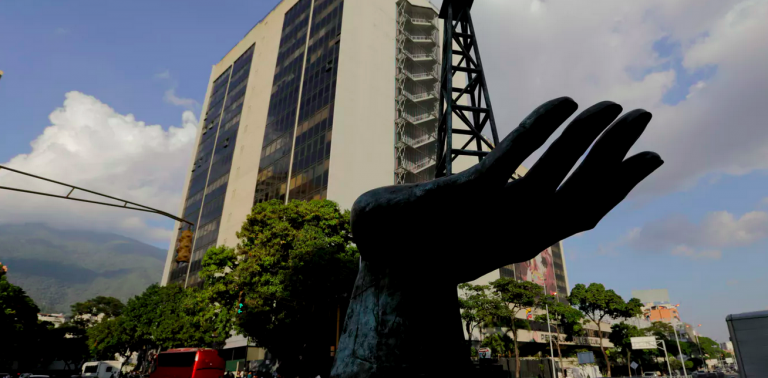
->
[514, 247, 558, 296]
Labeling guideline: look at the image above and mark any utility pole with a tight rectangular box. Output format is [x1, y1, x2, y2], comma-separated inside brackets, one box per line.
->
[546, 302, 557, 378]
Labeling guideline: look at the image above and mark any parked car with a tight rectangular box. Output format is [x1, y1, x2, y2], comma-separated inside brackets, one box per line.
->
[643, 372, 661, 377]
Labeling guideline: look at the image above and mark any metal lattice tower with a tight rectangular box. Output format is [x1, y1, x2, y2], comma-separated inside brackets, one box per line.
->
[394, 0, 441, 184]
[436, 0, 500, 178]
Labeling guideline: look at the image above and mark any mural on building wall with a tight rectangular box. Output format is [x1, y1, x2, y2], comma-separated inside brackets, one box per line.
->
[515, 247, 558, 296]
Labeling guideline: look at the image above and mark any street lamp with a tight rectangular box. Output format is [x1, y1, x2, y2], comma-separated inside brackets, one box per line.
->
[673, 322, 688, 377]
[545, 292, 557, 378]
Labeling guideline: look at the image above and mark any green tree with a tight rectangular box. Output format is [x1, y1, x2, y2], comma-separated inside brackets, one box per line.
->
[645, 321, 674, 340]
[569, 283, 642, 377]
[0, 261, 42, 370]
[697, 336, 725, 360]
[71, 296, 125, 323]
[122, 283, 225, 350]
[490, 277, 544, 378]
[609, 323, 645, 376]
[458, 283, 504, 353]
[535, 296, 584, 378]
[201, 200, 359, 377]
[481, 332, 514, 358]
[50, 323, 90, 370]
[87, 316, 131, 360]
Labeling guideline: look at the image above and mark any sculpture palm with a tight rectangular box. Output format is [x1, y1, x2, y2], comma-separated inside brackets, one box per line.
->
[331, 97, 663, 378]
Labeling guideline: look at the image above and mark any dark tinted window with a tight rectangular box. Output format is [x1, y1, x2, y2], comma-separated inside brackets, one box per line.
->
[158, 352, 196, 367]
[84, 365, 98, 373]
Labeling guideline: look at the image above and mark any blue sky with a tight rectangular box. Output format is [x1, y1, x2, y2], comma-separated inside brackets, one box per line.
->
[2, 0, 767, 343]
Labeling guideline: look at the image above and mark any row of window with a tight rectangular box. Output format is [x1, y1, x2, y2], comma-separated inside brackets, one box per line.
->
[206, 173, 230, 195]
[254, 0, 313, 204]
[259, 131, 293, 169]
[286, 0, 343, 202]
[289, 161, 330, 201]
[185, 189, 204, 208]
[181, 46, 255, 284]
[221, 113, 241, 133]
[254, 155, 291, 203]
[292, 128, 332, 174]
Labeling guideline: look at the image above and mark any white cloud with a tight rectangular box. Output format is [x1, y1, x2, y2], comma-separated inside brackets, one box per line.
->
[626, 210, 768, 259]
[430, 0, 768, 199]
[163, 88, 199, 111]
[686, 81, 707, 100]
[671, 245, 722, 260]
[0, 91, 198, 245]
[155, 70, 171, 79]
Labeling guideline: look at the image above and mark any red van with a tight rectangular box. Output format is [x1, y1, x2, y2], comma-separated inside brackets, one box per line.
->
[149, 348, 225, 378]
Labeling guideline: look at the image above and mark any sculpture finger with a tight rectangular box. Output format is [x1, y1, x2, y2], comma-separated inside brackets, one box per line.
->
[584, 151, 663, 231]
[471, 97, 578, 187]
[556, 109, 652, 192]
[524, 101, 623, 193]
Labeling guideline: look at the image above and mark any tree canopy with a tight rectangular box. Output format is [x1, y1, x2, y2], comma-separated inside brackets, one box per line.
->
[0, 262, 43, 369]
[569, 283, 642, 377]
[458, 283, 505, 348]
[71, 296, 125, 318]
[490, 277, 544, 378]
[196, 200, 360, 377]
[610, 322, 645, 376]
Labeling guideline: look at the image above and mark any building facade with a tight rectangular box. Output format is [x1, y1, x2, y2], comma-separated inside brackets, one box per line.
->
[161, 0, 481, 287]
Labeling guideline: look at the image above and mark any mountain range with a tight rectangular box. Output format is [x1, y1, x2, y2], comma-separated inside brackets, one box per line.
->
[0, 223, 166, 314]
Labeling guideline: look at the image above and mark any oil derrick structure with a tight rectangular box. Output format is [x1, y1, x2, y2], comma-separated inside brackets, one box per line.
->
[436, 0, 500, 178]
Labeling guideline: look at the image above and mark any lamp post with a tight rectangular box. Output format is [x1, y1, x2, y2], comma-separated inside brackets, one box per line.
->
[673, 323, 688, 377]
[545, 292, 557, 378]
[672, 304, 688, 377]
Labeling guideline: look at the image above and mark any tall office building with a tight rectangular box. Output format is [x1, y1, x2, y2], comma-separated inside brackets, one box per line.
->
[161, 0, 482, 287]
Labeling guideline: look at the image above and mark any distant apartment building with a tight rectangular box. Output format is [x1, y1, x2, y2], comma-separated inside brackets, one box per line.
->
[721, 341, 734, 353]
[632, 289, 671, 305]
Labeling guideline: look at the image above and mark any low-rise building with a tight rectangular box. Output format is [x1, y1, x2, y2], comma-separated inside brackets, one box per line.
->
[38, 313, 68, 327]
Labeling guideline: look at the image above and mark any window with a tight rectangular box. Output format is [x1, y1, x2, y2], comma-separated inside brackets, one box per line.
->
[105, 368, 112, 373]
[84, 365, 98, 373]
[158, 352, 196, 367]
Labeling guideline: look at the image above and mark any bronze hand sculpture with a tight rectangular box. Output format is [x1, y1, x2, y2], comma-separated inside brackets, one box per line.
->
[331, 97, 663, 378]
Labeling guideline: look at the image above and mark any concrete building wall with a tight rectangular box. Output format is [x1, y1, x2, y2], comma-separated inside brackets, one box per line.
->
[327, 0, 399, 211]
[632, 288, 671, 304]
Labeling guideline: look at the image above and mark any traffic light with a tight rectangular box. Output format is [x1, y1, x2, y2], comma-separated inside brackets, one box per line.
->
[237, 291, 245, 316]
[175, 230, 194, 262]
